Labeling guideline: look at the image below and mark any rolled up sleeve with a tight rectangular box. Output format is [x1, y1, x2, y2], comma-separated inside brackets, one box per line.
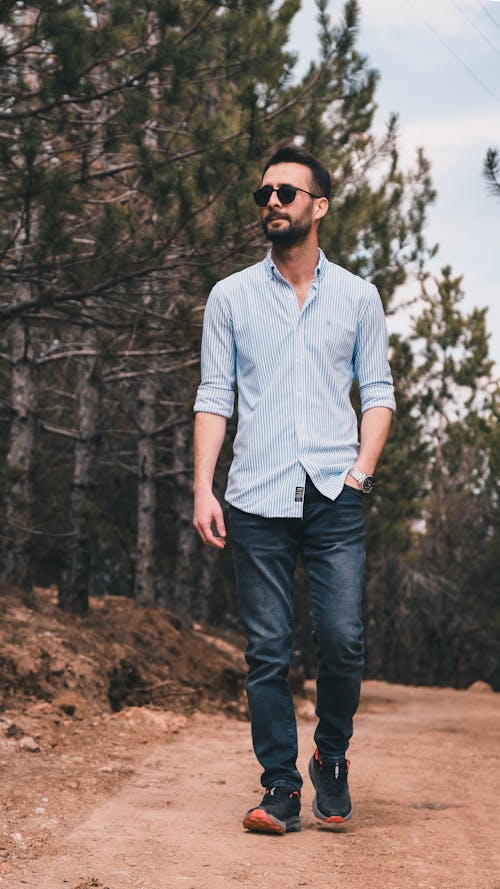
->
[354, 284, 396, 413]
[193, 284, 236, 419]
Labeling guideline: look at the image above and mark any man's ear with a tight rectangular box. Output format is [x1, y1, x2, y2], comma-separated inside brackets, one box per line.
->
[315, 197, 329, 221]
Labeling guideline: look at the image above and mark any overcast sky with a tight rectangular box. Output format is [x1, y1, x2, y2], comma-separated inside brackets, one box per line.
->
[289, 0, 500, 365]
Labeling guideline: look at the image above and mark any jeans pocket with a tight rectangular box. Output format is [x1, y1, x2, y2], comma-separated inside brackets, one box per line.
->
[342, 483, 364, 500]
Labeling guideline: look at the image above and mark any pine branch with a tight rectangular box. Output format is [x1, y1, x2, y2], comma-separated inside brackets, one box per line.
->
[41, 422, 79, 440]
[103, 358, 199, 383]
[483, 148, 500, 198]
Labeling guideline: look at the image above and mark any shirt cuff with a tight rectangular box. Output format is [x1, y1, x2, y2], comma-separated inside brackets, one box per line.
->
[360, 383, 396, 413]
[193, 387, 235, 418]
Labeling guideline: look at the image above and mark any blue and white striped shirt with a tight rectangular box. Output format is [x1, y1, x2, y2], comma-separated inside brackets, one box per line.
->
[194, 248, 396, 518]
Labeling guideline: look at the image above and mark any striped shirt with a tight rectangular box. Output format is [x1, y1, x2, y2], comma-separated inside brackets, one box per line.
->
[194, 248, 396, 518]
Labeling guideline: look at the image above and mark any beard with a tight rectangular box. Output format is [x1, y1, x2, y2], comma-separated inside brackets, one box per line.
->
[262, 213, 313, 247]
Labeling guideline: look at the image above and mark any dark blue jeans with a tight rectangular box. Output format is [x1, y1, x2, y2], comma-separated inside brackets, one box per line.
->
[228, 477, 365, 791]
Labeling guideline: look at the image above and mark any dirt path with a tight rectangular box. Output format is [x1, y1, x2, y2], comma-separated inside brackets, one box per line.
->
[3, 682, 500, 889]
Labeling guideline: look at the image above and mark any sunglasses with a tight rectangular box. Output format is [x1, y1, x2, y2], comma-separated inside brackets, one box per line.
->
[252, 183, 323, 207]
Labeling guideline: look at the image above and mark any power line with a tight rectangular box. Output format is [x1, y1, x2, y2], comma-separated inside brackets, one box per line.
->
[481, 3, 500, 33]
[453, 1, 500, 56]
[404, 0, 500, 104]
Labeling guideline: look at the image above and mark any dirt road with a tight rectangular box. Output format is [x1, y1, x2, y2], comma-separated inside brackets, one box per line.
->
[2, 682, 500, 889]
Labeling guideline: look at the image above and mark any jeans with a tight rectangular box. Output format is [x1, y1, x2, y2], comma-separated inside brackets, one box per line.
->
[228, 476, 366, 791]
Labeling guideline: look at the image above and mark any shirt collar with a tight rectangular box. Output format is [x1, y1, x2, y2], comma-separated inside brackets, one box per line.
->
[264, 247, 327, 282]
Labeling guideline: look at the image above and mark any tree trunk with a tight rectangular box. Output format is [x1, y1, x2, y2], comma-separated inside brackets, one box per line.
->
[59, 325, 100, 614]
[3, 297, 36, 590]
[170, 420, 197, 617]
[134, 375, 157, 605]
[59, 1, 108, 613]
[2, 7, 39, 591]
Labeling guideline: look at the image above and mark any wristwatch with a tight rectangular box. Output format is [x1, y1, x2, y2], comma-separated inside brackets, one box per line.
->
[347, 468, 375, 494]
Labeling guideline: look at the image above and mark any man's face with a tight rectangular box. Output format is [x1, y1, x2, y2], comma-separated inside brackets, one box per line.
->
[259, 162, 320, 247]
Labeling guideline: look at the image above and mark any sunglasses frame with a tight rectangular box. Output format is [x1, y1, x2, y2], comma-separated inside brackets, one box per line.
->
[252, 183, 323, 207]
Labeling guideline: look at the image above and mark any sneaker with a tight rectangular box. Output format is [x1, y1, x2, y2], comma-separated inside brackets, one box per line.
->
[242, 786, 301, 834]
[308, 747, 352, 824]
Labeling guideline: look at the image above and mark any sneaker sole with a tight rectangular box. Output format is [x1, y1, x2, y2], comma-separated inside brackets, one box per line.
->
[311, 796, 352, 825]
[242, 809, 301, 834]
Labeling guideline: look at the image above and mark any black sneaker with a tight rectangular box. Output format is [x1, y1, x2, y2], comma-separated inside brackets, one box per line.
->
[242, 786, 301, 834]
[309, 747, 352, 824]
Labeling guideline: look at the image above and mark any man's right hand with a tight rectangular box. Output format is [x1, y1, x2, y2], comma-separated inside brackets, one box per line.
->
[193, 490, 227, 549]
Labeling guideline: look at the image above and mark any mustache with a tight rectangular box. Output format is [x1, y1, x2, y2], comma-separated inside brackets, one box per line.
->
[265, 212, 290, 222]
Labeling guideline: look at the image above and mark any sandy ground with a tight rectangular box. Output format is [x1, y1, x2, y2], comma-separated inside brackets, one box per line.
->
[1, 681, 499, 889]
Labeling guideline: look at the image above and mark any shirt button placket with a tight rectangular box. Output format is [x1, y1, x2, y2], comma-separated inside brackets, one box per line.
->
[295, 322, 305, 454]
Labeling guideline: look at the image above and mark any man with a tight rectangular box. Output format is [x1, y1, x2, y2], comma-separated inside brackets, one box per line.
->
[193, 140, 395, 834]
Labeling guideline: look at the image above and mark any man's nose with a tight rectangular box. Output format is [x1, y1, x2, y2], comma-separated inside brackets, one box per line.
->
[267, 189, 282, 208]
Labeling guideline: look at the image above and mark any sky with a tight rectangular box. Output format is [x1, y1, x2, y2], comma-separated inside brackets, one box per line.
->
[288, 0, 500, 366]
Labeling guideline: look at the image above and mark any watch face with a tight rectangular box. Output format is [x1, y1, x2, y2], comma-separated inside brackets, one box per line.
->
[361, 476, 375, 494]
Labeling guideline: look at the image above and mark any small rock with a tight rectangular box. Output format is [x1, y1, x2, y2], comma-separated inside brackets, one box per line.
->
[29, 701, 53, 714]
[171, 715, 187, 733]
[467, 680, 494, 694]
[9, 832, 25, 847]
[34, 806, 46, 815]
[19, 736, 40, 752]
[111, 707, 187, 734]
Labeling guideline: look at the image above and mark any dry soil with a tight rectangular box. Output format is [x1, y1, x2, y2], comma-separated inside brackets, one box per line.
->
[1, 589, 499, 889]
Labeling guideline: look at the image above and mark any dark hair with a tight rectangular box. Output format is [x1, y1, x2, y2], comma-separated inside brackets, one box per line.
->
[262, 139, 331, 201]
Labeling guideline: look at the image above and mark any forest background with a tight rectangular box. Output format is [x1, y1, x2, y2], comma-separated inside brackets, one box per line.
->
[1, 0, 498, 691]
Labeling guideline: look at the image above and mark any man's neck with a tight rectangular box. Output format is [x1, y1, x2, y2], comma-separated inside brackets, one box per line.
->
[271, 240, 320, 288]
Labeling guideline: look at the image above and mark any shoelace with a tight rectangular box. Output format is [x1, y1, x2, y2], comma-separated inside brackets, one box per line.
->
[264, 786, 299, 804]
[318, 759, 349, 796]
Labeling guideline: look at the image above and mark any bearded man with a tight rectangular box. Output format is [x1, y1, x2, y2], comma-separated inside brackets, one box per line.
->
[193, 140, 395, 834]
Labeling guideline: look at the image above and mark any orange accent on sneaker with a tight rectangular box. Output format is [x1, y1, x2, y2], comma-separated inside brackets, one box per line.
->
[314, 747, 350, 771]
[243, 808, 286, 834]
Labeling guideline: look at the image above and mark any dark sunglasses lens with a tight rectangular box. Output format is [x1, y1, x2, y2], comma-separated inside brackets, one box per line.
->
[277, 185, 297, 204]
[253, 186, 273, 207]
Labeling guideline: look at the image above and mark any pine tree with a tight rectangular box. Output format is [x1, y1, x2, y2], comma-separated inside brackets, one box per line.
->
[484, 148, 500, 198]
[0, 1, 447, 633]
[367, 266, 499, 687]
